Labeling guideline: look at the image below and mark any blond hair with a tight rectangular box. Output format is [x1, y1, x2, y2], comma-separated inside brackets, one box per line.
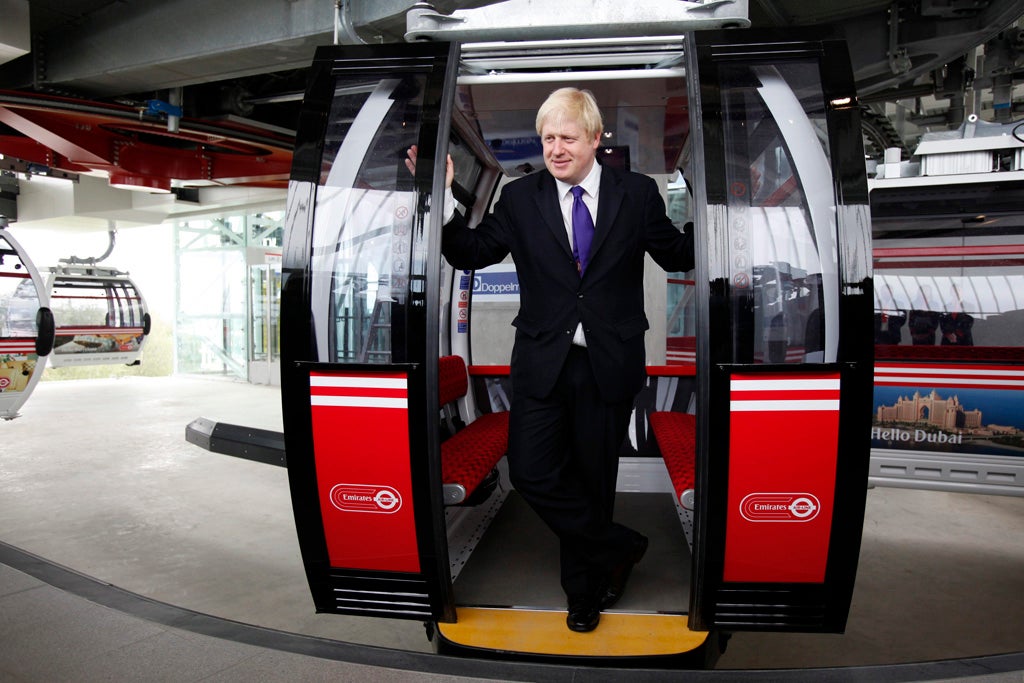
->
[535, 87, 603, 139]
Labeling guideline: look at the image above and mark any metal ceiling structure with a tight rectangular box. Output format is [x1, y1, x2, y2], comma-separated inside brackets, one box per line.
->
[0, 0, 1023, 200]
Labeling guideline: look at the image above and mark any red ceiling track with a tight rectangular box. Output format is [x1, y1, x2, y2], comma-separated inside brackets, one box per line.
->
[0, 90, 293, 192]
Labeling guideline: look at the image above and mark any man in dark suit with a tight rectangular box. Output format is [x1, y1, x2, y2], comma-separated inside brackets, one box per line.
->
[409, 87, 693, 632]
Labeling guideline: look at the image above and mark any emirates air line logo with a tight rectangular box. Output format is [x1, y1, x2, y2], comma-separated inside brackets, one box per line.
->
[330, 483, 403, 514]
[740, 493, 820, 522]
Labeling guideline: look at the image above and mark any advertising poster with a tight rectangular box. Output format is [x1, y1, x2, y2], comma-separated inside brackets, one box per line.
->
[872, 362, 1024, 459]
[0, 341, 37, 393]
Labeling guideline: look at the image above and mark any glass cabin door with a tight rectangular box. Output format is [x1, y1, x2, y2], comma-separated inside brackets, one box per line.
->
[686, 30, 873, 633]
[248, 262, 281, 385]
[280, 41, 460, 622]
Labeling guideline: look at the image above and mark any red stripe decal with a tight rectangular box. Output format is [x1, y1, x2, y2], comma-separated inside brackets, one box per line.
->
[57, 327, 145, 335]
[309, 371, 419, 573]
[874, 363, 1024, 390]
[874, 244, 1024, 258]
[724, 372, 840, 583]
[0, 341, 36, 354]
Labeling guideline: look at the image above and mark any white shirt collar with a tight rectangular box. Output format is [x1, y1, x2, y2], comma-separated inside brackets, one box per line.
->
[555, 160, 602, 200]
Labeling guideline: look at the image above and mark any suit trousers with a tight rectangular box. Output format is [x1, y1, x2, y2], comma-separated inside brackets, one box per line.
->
[507, 344, 638, 598]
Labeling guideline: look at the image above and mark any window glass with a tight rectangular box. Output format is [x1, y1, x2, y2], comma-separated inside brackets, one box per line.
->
[250, 211, 284, 248]
[874, 238, 1024, 348]
[310, 76, 428, 364]
[250, 264, 282, 362]
[718, 61, 836, 363]
[666, 172, 696, 364]
[0, 235, 39, 338]
[448, 132, 483, 200]
[49, 279, 143, 328]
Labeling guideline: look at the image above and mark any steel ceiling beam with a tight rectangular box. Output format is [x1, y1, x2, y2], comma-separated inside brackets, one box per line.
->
[404, 0, 749, 42]
[34, 0, 335, 96]
[833, 0, 1024, 97]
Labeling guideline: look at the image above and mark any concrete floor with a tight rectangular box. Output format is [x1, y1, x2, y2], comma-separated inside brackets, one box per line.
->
[1, 375, 1023, 679]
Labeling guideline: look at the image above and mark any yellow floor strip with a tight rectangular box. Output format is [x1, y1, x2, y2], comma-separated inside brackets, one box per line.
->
[437, 607, 708, 657]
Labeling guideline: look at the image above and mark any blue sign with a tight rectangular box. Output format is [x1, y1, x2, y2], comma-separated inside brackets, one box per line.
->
[472, 266, 520, 301]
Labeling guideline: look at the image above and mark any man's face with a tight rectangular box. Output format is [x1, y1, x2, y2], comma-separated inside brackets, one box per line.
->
[540, 116, 600, 186]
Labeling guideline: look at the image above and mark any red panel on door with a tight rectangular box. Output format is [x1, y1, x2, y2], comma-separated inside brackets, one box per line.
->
[724, 372, 840, 583]
[309, 370, 420, 573]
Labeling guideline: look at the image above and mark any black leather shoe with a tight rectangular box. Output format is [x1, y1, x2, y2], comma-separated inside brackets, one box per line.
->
[598, 534, 648, 610]
[566, 595, 600, 632]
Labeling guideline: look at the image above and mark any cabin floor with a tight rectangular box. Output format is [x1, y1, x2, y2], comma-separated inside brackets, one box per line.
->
[453, 491, 691, 614]
[1, 375, 1022, 681]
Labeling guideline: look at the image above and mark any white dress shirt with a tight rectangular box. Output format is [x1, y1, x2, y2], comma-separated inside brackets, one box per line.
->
[555, 161, 601, 346]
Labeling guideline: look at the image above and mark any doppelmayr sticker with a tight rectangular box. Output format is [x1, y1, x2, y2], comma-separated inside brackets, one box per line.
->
[739, 492, 820, 522]
[330, 483, 403, 514]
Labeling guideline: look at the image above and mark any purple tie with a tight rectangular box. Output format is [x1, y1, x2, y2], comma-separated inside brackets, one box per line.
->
[571, 185, 594, 275]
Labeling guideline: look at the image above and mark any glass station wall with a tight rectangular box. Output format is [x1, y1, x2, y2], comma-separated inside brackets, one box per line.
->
[173, 208, 284, 383]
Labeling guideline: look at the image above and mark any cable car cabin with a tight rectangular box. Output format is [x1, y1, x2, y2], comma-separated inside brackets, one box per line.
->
[0, 226, 54, 419]
[869, 118, 1024, 496]
[45, 265, 150, 367]
[280, 29, 872, 667]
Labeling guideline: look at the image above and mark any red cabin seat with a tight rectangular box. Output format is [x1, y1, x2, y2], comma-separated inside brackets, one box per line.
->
[438, 355, 509, 505]
[649, 411, 696, 510]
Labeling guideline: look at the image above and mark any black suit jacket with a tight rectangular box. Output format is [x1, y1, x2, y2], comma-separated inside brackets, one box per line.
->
[442, 164, 694, 403]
